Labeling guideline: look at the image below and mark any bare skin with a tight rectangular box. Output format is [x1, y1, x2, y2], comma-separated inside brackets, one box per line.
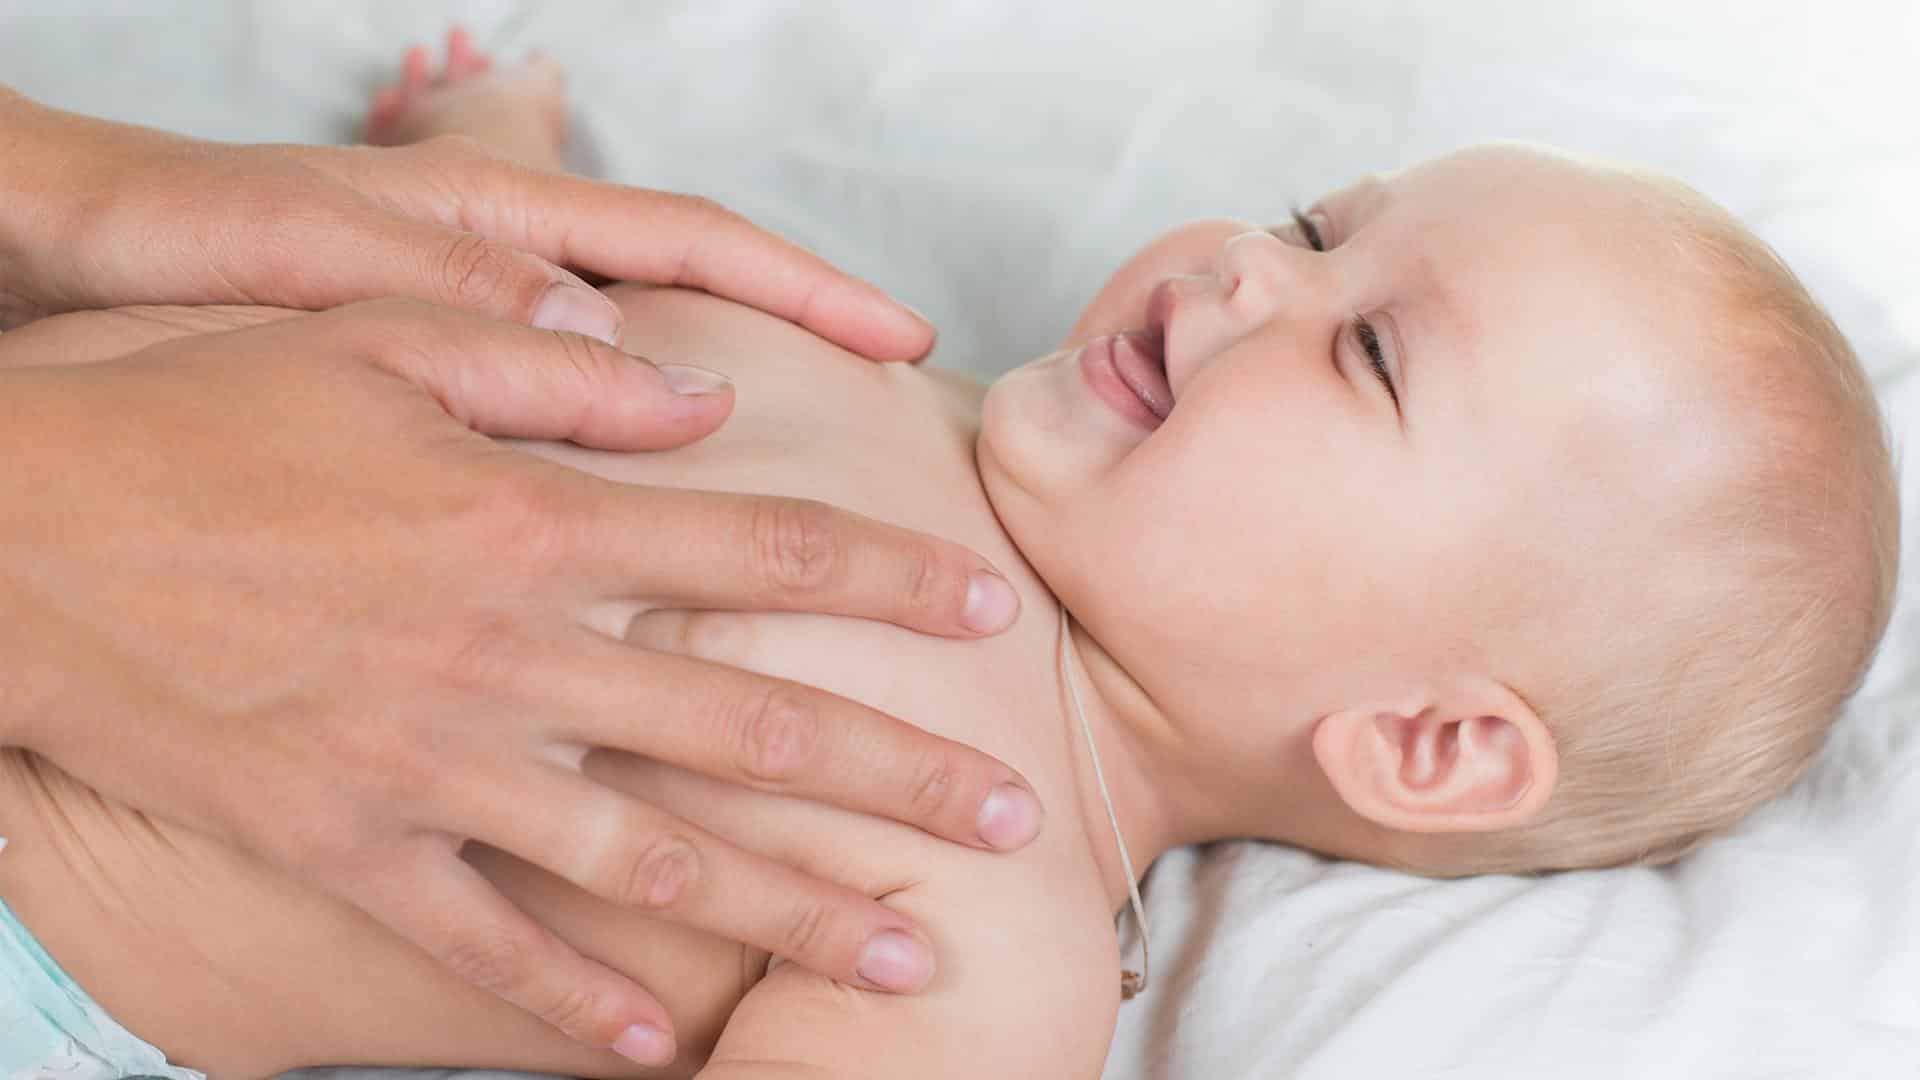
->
[0, 38, 1127, 1080]
[2, 28, 1787, 1080]
[2, 27, 1068, 1059]
[0, 290, 1122, 1080]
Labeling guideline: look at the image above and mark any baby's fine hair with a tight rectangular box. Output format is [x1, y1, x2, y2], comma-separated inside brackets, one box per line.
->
[1408, 178, 1900, 876]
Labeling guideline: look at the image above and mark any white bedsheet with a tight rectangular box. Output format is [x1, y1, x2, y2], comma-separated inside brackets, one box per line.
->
[3, 2, 1915, 1076]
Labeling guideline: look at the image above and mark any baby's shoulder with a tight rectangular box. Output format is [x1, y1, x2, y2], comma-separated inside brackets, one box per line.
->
[716, 834, 1124, 1078]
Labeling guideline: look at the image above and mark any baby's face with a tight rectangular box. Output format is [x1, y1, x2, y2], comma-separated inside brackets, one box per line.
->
[978, 144, 1730, 763]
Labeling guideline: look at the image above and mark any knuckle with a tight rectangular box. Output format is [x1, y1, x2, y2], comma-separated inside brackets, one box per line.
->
[734, 686, 819, 783]
[443, 922, 539, 995]
[477, 472, 583, 582]
[545, 323, 612, 384]
[320, 713, 443, 811]
[668, 191, 739, 224]
[751, 498, 843, 597]
[777, 897, 833, 963]
[260, 799, 377, 878]
[903, 542, 953, 623]
[436, 613, 534, 697]
[537, 984, 604, 1041]
[620, 833, 700, 910]
[907, 751, 962, 824]
[438, 230, 520, 310]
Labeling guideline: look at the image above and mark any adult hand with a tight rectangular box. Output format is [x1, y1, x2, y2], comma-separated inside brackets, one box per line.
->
[0, 86, 931, 360]
[0, 301, 1034, 1066]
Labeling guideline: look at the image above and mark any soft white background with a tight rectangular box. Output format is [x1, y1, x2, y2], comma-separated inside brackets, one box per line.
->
[2, 2, 1916, 1077]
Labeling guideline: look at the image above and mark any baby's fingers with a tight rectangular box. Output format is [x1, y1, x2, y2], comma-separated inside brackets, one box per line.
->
[350, 844, 677, 1067]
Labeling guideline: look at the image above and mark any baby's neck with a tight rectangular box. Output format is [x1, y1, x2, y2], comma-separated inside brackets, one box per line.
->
[1047, 610, 1358, 913]
[1051, 616, 1179, 916]
[1050, 615, 1247, 914]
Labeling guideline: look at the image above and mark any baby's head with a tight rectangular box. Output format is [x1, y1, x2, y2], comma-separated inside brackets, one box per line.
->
[978, 143, 1898, 874]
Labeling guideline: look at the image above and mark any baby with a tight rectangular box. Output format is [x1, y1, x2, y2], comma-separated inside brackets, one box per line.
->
[0, 31, 1897, 1080]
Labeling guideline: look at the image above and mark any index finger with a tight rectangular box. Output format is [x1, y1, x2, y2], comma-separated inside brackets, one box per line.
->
[540, 627, 1044, 854]
[468, 170, 935, 363]
[573, 483, 1022, 640]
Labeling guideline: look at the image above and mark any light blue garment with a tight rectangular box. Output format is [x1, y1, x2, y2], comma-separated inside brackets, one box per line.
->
[1, 897, 203, 1080]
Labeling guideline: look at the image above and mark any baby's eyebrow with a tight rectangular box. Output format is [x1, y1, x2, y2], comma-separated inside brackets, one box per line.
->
[1402, 250, 1484, 412]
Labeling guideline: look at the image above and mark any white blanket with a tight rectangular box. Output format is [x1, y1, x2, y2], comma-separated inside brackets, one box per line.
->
[3, 2, 1914, 1076]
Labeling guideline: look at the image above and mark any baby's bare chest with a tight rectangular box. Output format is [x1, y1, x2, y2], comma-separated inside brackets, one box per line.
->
[509, 287, 1057, 750]
[490, 288, 1101, 1059]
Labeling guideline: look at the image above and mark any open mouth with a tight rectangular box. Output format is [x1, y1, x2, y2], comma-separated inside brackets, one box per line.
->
[1076, 284, 1177, 431]
[1110, 327, 1173, 423]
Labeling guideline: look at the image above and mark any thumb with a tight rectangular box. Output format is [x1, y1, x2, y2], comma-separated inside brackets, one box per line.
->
[322, 298, 735, 451]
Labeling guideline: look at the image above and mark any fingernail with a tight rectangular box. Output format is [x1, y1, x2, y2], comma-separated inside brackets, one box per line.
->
[901, 300, 934, 330]
[903, 302, 938, 363]
[610, 1023, 673, 1066]
[656, 362, 733, 396]
[976, 782, 1042, 850]
[856, 929, 934, 992]
[962, 571, 1018, 634]
[533, 282, 622, 347]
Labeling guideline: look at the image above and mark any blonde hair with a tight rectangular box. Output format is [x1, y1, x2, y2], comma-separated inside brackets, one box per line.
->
[1401, 184, 1900, 876]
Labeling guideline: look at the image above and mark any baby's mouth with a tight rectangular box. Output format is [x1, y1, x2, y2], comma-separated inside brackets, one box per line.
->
[1110, 323, 1172, 423]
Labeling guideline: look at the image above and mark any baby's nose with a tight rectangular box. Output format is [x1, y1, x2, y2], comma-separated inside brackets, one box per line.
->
[1150, 273, 1248, 396]
[1218, 229, 1326, 314]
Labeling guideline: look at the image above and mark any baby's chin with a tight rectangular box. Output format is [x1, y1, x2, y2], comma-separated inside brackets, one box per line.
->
[978, 345, 1150, 512]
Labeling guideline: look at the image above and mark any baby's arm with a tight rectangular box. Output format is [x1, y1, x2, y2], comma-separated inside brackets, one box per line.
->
[698, 878, 1120, 1080]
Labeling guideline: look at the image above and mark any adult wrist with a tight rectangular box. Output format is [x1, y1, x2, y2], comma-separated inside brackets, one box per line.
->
[0, 88, 155, 325]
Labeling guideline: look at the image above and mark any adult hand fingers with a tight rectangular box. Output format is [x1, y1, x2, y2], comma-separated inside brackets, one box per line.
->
[10, 94, 923, 361]
[539, 182, 934, 363]
[527, 628, 1042, 853]
[356, 145, 935, 363]
[302, 298, 733, 451]
[571, 483, 1021, 639]
[454, 763, 936, 995]
[17, 124, 618, 345]
[275, 206, 629, 347]
[351, 843, 678, 1067]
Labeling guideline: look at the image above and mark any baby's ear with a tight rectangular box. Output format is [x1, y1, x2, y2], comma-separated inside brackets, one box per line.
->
[1310, 678, 1557, 833]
